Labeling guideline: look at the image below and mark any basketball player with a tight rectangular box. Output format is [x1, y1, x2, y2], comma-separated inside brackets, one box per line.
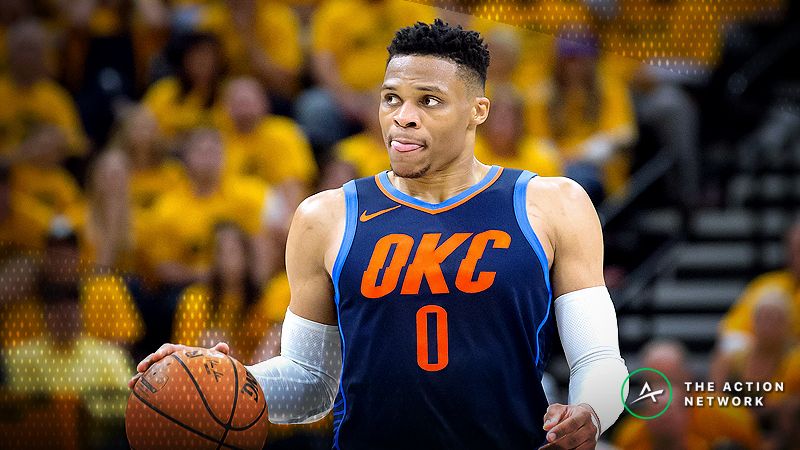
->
[131, 20, 629, 449]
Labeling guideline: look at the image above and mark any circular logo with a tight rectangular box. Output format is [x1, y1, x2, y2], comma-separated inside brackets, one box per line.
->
[621, 367, 673, 420]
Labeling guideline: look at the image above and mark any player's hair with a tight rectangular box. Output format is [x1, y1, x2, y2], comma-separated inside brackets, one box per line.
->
[387, 18, 490, 91]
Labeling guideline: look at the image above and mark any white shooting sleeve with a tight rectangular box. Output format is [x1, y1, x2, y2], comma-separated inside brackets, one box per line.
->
[246, 309, 342, 424]
[555, 286, 629, 437]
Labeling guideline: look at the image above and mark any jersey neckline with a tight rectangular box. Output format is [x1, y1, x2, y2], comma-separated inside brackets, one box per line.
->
[374, 165, 503, 214]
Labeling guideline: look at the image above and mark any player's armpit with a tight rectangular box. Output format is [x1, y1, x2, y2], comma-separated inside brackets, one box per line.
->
[284, 188, 346, 326]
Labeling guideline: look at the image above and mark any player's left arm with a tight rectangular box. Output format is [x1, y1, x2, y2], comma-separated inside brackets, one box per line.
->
[528, 177, 629, 449]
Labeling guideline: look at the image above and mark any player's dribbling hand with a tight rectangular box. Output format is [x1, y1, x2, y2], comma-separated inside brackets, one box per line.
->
[127, 342, 230, 389]
[539, 403, 598, 450]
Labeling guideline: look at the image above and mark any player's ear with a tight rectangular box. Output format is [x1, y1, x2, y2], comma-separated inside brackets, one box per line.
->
[471, 96, 490, 126]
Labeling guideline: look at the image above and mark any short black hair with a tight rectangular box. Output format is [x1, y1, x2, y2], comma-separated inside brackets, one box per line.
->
[387, 18, 490, 91]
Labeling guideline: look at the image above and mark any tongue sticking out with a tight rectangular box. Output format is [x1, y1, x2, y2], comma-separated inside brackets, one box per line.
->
[391, 140, 423, 152]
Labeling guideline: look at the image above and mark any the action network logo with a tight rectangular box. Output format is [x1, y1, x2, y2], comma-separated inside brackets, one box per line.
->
[621, 367, 673, 420]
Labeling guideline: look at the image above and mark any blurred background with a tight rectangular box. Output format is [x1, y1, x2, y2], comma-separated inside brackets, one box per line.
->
[0, 0, 798, 448]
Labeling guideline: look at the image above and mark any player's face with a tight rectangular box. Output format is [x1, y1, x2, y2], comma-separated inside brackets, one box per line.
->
[379, 55, 485, 179]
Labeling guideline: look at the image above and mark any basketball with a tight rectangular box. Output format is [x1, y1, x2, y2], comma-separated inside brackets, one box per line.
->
[125, 348, 268, 449]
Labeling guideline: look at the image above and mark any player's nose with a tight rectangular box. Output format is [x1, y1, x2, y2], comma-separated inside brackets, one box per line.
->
[393, 102, 420, 128]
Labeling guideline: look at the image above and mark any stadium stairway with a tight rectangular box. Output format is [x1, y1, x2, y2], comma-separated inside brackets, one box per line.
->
[614, 134, 800, 377]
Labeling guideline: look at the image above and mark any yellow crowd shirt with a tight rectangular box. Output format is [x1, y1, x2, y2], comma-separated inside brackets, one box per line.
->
[613, 405, 760, 450]
[0, 274, 143, 348]
[334, 132, 390, 178]
[80, 274, 144, 345]
[10, 163, 86, 231]
[0, 75, 87, 157]
[720, 271, 800, 339]
[173, 272, 290, 364]
[221, 116, 317, 186]
[4, 336, 133, 420]
[311, 0, 435, 91]
[525, 74, 635, 158]
[142, 176, 268, 274]
[142, 76, 225, 138]
[474, 134, 562, 178]
[197, 0, 302, 76]
[0, 189, 53, 251]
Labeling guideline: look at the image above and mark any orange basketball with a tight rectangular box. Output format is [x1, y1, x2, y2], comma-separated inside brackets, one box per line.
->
[126, 348, 268, 449]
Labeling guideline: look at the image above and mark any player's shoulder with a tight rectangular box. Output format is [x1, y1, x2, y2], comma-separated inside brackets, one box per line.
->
[526, 176, 594, 212]
[523, 176, 600, 247]
[293, 187, 346, 229]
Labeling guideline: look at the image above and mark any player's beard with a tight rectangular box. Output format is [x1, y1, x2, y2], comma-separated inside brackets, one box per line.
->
[391, 162, 431, 179]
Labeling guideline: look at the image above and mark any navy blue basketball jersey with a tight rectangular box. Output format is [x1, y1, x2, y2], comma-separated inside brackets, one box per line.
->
[330, 166, 556, 449]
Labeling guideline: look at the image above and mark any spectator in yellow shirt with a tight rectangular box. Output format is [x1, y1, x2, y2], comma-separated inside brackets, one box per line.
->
[90, 106, 187, 273]
[613, 340, 761, 450]
[3, 235, 135, 448]
[10, 125, 86, 236]
[526, 33, 636, 202]
[711, 290, 796, 398]
[296, 0, 434, 152]
[0, 19, 87, 157]
[717, 221, 800, 354]
[114, 106, 188, 213]
[195, 0, 303, 101]
[138, 127, 278, 361]
[84, 148, 131, 270]
[142, 32, 226, 141]
[141, 127, 271, 288]
[220, 77, 316, 227]
[0, 223, 143, 351]
[476, 84, 562, 177]
[173, 222, 286, 365]
[0, 162, 52, 252]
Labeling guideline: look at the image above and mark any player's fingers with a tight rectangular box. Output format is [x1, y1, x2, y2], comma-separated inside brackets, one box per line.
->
[545, 415, 584, 444]
[137, 343, 183, 372]
[543, 403, 568, 431]
[539, 423, 593, 449]
[212, 342, 230, 354]
[154, 343, 182, 359]
[136, 352, 156, 373]
[128, 372, 142, 390]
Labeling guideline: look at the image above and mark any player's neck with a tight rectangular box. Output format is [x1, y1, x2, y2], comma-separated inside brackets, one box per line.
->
[388, 156, 491, 204]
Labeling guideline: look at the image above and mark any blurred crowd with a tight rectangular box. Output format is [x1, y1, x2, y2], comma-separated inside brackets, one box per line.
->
[608, 221, 800, 450]
[0, 0, 792, 449]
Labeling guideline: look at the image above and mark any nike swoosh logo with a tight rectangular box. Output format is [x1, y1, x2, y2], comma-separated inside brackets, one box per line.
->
[359, 205, 401, 222]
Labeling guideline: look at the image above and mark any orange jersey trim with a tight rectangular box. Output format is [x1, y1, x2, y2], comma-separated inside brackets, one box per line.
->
[374, 167, 504, 215]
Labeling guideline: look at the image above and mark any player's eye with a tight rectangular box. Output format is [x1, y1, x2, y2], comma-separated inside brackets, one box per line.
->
[383, 94, 400, 106]
[422, 96, 441, 107]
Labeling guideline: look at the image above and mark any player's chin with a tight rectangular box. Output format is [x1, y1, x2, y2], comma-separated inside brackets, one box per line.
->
[390, 161, 431, 179]
[389, 153, 431, 179]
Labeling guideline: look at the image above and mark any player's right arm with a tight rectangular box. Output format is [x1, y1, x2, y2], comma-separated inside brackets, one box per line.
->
[129, 188, 347, 424]
[243, 188, 344, 424]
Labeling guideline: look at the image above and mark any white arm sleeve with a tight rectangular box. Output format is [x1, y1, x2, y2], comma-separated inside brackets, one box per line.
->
[246, 309, 342, 424]
[555, 286, 629, 437]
